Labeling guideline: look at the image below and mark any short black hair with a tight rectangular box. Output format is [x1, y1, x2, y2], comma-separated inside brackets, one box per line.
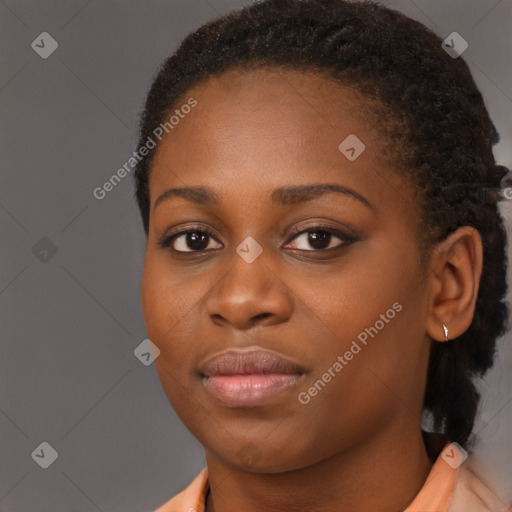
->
[134, 0, 510, 449]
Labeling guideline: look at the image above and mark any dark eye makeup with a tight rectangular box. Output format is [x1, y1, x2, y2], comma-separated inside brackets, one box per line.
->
[157, 222, 360, 256]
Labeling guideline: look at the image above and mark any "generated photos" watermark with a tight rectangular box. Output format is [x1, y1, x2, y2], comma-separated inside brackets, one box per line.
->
[298, 301, 403, 404]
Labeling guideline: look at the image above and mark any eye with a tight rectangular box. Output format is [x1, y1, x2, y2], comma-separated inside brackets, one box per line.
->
[158, 224, 358, 254]
[285, 225, 357, 251]
[159, 227, 222, 253]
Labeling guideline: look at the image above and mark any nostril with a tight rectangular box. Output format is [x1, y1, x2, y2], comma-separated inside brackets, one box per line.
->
[252, 312, 271, 322]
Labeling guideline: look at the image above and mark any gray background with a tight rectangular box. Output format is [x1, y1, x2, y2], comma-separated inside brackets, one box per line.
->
[0, 1, 511, 511]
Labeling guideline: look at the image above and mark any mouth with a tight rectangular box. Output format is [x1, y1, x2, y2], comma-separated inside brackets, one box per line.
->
[198, 348, 305, 408]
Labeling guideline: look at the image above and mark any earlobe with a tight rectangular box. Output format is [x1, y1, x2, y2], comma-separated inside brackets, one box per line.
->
[425, 226, 483, 343]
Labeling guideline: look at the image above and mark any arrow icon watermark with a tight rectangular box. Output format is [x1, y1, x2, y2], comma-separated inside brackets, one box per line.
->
[31, 441, 58, 469]
[134, 339, 161, 366]
[236, 237, 263, 263]
[442, 32, 468, 59]
[31, 32, 58, 59]
[338, 134, 365, 161]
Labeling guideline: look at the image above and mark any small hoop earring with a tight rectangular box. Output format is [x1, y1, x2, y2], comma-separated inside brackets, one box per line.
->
[442, 323, 449, 342]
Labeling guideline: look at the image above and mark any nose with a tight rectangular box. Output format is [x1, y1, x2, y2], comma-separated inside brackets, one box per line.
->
[205, 246, 293, 331]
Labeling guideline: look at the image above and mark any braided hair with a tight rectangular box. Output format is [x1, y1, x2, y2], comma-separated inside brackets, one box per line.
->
[134, 0, 510, 449]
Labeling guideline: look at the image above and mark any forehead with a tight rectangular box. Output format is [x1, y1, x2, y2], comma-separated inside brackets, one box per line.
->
[148, 66, 411, 213]
[159, 67, 381, 148]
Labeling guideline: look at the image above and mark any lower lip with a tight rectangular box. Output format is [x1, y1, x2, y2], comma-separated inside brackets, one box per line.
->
[201, 373, 303, 407]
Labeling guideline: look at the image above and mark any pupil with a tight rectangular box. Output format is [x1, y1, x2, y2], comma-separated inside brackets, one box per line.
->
[188, 231, 208, 250]
[309, 230, 330, 249]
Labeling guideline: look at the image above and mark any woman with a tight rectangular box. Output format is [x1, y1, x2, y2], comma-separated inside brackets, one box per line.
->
[133, 1, 511, 510]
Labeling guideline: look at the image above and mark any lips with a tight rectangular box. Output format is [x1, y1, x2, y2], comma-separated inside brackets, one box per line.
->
[198, 348, 305, 407]
[198, 348, 305, 377]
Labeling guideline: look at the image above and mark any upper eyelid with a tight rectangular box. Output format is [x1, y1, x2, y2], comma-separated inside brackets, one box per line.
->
[164, 219, 356, 238]
[166, 224, 351, 239]
[286, 223, 355, 238]
[164, 224, 221, 242]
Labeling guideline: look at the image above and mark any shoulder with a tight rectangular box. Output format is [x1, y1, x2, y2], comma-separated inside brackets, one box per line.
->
[154, 468, 209, 512]
[448, 458, 511, 512]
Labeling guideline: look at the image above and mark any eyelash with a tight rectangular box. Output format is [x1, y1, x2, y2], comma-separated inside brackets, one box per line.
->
[158, 224, 358, 254]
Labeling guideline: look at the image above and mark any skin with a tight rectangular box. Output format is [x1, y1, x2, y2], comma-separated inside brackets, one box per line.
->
[140, 67, 483, 512]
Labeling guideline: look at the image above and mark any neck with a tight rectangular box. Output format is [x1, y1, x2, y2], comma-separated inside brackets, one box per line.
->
[205, 422, 434, 512]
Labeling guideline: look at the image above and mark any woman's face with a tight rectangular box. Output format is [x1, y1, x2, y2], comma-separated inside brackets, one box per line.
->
[141, 67, 434, 472]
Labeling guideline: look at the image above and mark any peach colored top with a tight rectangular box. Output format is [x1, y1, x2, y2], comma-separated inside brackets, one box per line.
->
[155, 444, 511, 512]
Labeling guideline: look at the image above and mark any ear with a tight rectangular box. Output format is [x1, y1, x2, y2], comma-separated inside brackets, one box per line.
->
[425, 226, 483, 342]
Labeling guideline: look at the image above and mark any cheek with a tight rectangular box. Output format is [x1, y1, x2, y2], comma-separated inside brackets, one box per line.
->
[289, 303, 427, 463]
[293, 235, 427, 401]
[141, 257, 169, 341]
[141, 256, 202, 418]
[140, 250, 220, 378]
[141, 254, 192, 363]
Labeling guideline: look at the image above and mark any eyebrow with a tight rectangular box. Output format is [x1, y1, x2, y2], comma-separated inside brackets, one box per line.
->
[153, 183, 375, 211]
